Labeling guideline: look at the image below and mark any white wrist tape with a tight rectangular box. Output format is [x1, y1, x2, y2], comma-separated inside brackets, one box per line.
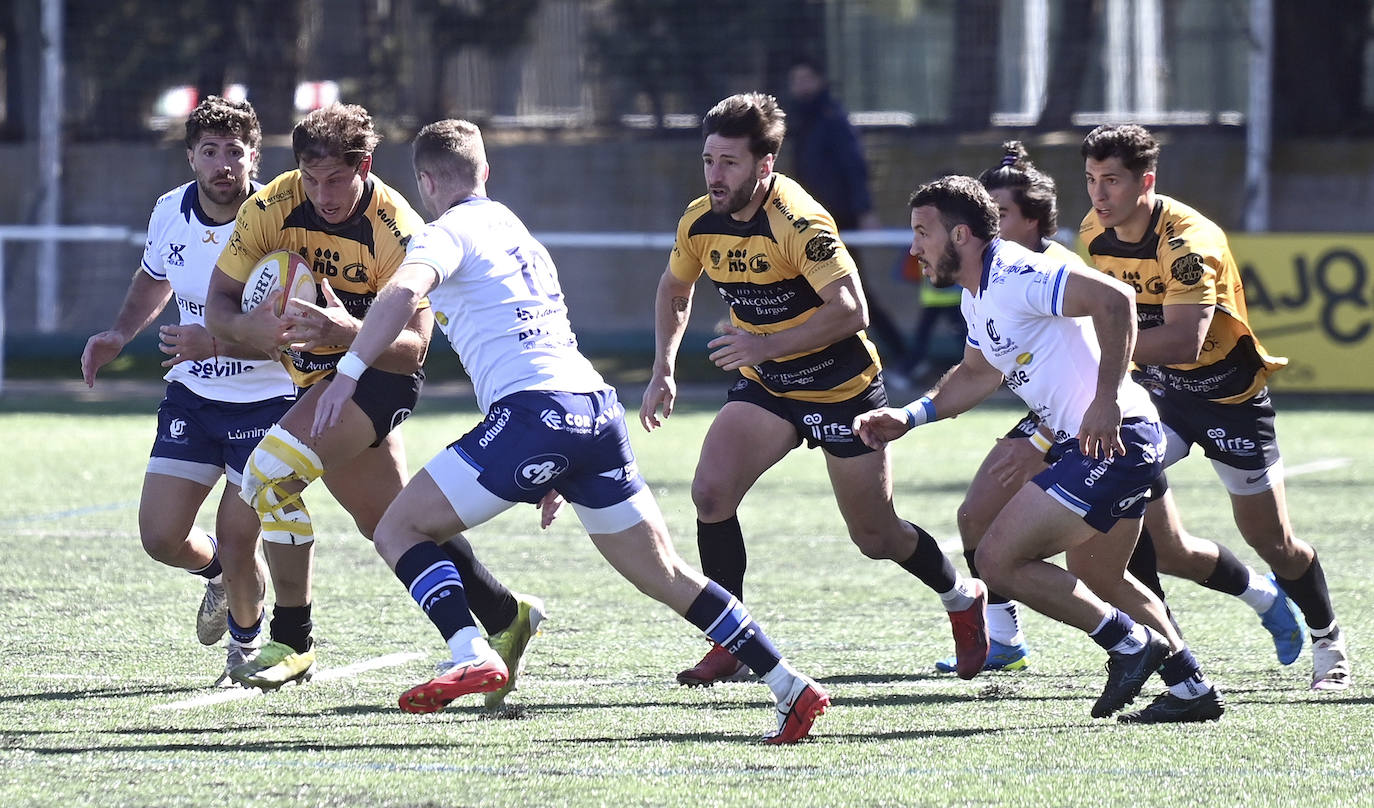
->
[902, 396, 937, 428]
[1028, 430, 1054, 453]
[335, 351, 369, 381]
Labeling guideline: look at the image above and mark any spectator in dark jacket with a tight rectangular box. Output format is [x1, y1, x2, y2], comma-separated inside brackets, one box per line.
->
[787, 58, 909, 375]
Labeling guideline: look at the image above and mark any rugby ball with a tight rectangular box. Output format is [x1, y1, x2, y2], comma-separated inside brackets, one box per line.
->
[241, 249, 317, 316]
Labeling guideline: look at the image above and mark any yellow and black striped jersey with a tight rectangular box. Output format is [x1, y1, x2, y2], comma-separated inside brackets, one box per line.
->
[1079, 195, 1285, 403]
[218, 170, 427, 387]
[668, 173, 879, 403]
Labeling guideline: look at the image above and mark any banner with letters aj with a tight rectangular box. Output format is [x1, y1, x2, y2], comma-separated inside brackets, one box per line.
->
[1231, 234, 1374, 393]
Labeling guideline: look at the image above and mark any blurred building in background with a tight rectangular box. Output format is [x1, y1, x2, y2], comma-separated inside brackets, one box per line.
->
[1, 0, 1372, 390]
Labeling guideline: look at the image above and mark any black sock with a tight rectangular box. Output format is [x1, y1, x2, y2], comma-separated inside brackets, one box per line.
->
[270, 603, 313, 654]
[1127, 526, 1168, 601]
[698, 516, 746, 600]
[963, 548, 1010, 604]
[897, 522, 956, 593]
[1275, 553, 1337, 631]
[1198, 543, 1250, 597]
[441, 535, 517, 634]
[1127, 527, 1182, 637]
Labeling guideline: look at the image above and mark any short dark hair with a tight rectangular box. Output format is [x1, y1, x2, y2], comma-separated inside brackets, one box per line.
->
[909, 175, 1000, 242]
[184, 96, 261, 153]
[979, 141, 1059, 239]
[292, 103, 380, 168]
[413, 119, 485, 191]
[702, 93, 785, 160]
[1081, 124, 1159, 176]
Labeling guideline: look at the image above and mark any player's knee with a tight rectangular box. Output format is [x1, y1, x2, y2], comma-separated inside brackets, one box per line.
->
[240, 425, 324, 546]
[138, 530, 186, 565]
[956, 501, 992, 549]
[848, 526, 898, 560]
[973, 542, 1015, 593]
[690, 478, 737, 521]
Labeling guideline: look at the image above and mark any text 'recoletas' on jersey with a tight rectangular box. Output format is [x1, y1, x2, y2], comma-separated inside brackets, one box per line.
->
[668, 173, 879, 403]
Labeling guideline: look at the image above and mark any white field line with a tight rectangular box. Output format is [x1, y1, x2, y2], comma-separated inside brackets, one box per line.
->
[1285, 457, 1352, 476]
[154, 651, 425, 711]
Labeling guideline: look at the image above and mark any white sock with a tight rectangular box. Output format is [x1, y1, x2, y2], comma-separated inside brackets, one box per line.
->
[1238, 569, 1279, 613]
[446, 626, 488, 663]
[938, 578, 977, 612]
[986, 601, 1024, 646]
[1168, 671, 1213, 700]
[1311, 621, 1338, 641]
[760, 658, 799, 702]
[1108, 623, 1153, 655]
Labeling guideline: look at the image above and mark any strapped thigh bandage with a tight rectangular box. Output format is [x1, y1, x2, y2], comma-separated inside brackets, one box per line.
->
[239, 425, 324, 545]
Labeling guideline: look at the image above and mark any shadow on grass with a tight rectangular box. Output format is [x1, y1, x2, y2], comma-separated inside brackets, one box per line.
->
[0, 683, 203, 704]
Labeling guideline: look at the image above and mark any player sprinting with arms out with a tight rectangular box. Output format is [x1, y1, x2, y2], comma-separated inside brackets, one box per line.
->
[641, 93, 988, 686]
[81, 96, 291, 684]
[313, 119, 828, 743]
[856, 176, 1224, 723]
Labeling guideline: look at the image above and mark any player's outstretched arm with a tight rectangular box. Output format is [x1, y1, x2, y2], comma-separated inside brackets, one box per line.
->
[81, 271, 172, 387]
[641, 268, 695, 432]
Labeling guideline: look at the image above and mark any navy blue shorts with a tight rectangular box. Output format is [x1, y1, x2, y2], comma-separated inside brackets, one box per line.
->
[448, 388, 645, 508]
[1033, 418, 1165, 533]
[151, 382, 295, 482]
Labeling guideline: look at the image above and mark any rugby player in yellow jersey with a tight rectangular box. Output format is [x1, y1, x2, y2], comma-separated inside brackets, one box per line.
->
[1080, 123, 1348, 691]
[639, 93, 989, 685]
[204, 104, 541, 700]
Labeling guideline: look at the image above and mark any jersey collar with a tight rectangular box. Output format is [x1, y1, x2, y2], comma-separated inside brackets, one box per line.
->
[978, 237, 1002, 293]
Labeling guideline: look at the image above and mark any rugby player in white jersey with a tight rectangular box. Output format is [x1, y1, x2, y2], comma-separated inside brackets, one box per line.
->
[854, 176, 1224, 723]
[81, 96, 293, 684]
[934, 143, 1303, 676]
[311, 119, 829, 743]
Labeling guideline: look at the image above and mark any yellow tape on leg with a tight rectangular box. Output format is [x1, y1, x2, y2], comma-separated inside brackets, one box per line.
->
[240, 425, 325, 545]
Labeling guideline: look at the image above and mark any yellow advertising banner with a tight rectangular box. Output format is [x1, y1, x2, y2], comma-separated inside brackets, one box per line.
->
[1231, 235, 1374, 392]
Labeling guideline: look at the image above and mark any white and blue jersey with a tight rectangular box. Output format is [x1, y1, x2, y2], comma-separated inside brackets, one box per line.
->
[404, 196, 605, 412]
[406, 197, 647, 524]
[960, 238, 1156, 443]
[142, 181, 294, 403]
[963, 239, 1163, 532]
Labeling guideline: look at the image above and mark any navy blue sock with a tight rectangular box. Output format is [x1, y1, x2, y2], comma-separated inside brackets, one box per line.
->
[1159, 648, 1202, 686]
[190, 534, 223, 580]
[897, 522, 957, 593]
[1089, 610, 1132, 652]
[396, 542, 476, 641]
[270, 603, 312, 654]
[228, 609, 263, 645]
[1160, 648, 1210, 697]
[684, 581, 780, 677]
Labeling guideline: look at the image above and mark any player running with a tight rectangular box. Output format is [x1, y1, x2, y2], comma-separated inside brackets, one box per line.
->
[311, 119, 829, 743]
[856, 176, 1224, 723]
[81, 96, 291, 685]
[204, 104, 540, 703]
